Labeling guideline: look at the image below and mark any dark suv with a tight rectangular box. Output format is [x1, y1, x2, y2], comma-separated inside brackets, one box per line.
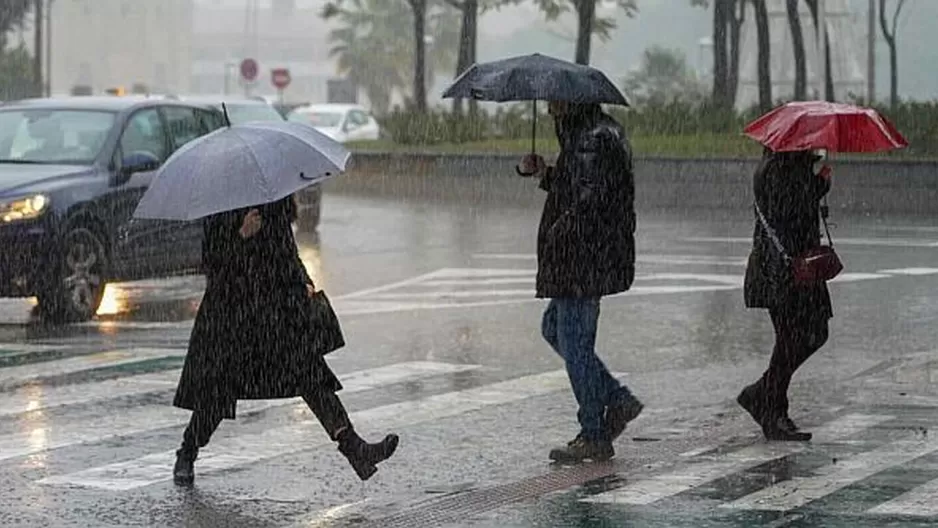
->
[0, 96, 242, 322]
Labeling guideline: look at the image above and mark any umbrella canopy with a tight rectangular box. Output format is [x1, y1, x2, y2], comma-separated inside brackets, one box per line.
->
[133, 121, 349, 221]
[744, 101, 908, 153]
[442, 53, 629, 105]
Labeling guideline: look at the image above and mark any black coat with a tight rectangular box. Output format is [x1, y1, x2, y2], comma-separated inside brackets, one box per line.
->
[743, 152, 833, 318]
[536, 110, 636, 299]
[174, 197, 343, 419]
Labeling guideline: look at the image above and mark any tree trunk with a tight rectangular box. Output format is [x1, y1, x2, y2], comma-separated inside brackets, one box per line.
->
[728, 0, 746, 105]
[786, 0, 807, 100]
[712, 0, 730, 106]
[752, 0, 772, 112]
[804, 0, 834, 101]
[411, 0, 428, 112]
[466, 0, 479, 117]
[888, 43, 898, 109]
[879, 0, 901, 110]
[574, 0, 596, 65]
[452, 0, 478, 116]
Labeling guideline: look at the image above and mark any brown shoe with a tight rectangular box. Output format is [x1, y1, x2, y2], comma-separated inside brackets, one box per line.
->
[549, 435, 614, 463]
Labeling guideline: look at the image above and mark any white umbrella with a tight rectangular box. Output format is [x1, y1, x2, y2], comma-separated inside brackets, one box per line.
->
[133, 119, 349, 221]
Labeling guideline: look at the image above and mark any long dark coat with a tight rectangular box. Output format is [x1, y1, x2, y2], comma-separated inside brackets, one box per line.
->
[535, 108, 636, 299]
[743, 151, 833, 319]
[174, 197, 342, 419]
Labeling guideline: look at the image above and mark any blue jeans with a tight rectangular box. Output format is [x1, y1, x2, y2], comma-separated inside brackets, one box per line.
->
[542, 298, 633, 441]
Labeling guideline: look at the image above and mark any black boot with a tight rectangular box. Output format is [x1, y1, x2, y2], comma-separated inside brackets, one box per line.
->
[337, 429, 399, 481]
[763, 415, 812, 442]
[604, 397, 644, 442]
[173, 448, 196, 486]
[548, 435, 614, 463]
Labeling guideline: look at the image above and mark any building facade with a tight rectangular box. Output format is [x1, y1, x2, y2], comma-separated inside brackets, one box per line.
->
[43, 0, 194, 95]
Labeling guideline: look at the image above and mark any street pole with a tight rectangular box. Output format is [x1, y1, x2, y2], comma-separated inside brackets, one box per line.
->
[46, 0, 53, 96]
[867, 0, 875, 103]
[34, 0, 43, 97]
[816, 0, 827, 99]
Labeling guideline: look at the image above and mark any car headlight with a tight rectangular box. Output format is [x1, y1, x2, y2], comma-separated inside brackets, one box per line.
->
[0, 194, 50, 223]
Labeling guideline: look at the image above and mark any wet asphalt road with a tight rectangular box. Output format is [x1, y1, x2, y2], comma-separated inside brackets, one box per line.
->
[2, 189, 938, 528]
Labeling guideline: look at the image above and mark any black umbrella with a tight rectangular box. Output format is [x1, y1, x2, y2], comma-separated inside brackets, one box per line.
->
[442, 53, 629, 153]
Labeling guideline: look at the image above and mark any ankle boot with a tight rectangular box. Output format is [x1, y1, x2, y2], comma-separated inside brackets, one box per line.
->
[173, 447, 197, 486]
[337, 429, 399, 481]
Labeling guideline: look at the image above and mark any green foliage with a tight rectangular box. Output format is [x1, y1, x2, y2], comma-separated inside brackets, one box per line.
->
[531, 0, 638, 40]
[0, 46, 39, 101]
[0, 0, 32, 50]
[374, 97, 938, 158]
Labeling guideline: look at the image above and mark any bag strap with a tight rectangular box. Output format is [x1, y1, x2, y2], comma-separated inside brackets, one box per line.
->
[820, 196, 834, 248]
[754, 201, 792, 264]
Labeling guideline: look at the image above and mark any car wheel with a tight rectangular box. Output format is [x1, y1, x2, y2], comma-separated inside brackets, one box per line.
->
[38, 226, 108, 323]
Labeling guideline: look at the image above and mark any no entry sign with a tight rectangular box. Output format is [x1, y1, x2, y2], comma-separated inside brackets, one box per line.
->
[271, 68, 291, 90]
[240, 58, 258, 82]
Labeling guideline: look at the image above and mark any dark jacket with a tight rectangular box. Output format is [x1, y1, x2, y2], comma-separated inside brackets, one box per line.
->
[535, 108, 636, 299]
[174, 196, 342, 419]
[743, 151, 833, 318]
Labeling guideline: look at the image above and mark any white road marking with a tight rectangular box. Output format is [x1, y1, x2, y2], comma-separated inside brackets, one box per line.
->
[879, 268, 938, 276]
[724, 435, 938, 511]
[581, 414, 892, 506]
[0, 344, 68, 357]
[867, 476, 938, 517]
[685, 237, 938, 248]
[0, 361, 481, 462]
[39, 369, 576, 490]
[0, 348, 185, 387]
[0, 370, 181, 417]
[472, 253, 749, 266]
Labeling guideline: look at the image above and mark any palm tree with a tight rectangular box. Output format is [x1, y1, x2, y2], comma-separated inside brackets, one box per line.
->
[323, 0, 459, 115]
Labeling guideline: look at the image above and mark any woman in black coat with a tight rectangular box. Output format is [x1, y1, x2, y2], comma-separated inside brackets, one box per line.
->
[737, 149, 832, 442]
[172, 195, 398, 485]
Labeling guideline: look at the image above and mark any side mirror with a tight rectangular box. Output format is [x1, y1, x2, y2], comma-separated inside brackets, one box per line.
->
[113, 151, 160, 185]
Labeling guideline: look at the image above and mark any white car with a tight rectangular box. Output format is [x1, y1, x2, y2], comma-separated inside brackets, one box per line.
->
[287, 104, 381, 143]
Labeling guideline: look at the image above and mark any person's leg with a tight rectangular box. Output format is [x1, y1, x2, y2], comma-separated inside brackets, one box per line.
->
[302, 389, 399, 481]
[541, 299, 562, 357]
[548, 298, 618, 462]
[764, 309, 829, 423]
[174, 410, 223, 485]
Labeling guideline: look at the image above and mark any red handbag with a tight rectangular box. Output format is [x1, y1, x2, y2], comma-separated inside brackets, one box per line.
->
[755, 201, 843, 286]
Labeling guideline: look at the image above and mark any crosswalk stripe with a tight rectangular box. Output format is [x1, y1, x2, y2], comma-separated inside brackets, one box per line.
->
[581, 414, 893, 506]
[723, 435, 938, 512]
[38, 369, 574, 490]
[0, 344, 68, 358]
[867, 475, 938, 517]
[0, 348, 185, 387]
[0, 361, 481, 462]
[0, 370, 180, 417]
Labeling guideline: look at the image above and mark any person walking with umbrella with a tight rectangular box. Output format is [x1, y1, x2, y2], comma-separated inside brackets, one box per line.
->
[443, 54, 644, 462]
[518, 101, 644, 462]
[132, 116, 398, 485]
[737, 102, 908, 441]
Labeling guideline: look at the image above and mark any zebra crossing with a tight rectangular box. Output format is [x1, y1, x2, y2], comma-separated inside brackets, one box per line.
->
[1, 341, 938, 525]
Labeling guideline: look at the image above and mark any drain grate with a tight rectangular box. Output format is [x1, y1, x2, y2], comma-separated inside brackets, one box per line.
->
[352, 456, 657, 528]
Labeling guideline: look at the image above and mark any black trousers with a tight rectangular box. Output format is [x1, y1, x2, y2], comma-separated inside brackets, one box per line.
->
[759, 305, 830, 415]
[178, 389, 352, 460]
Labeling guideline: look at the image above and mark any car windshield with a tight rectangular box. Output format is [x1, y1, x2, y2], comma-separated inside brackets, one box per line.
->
[290, 111, 343, 128]
[0, 109, 115, 164]
[219, 103, 285, 124]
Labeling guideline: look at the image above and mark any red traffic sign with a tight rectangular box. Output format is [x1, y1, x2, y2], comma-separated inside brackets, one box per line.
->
[271, 68, 291, 90]
[240, 58, 258, 82]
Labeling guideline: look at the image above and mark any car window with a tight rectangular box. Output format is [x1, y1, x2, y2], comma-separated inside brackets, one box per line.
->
[163, 106, 206, 151]
[348, 110, 369, 127]
[221, 103, 285, 124]
[0, 109, 115, 164]
[119, 108, 168, 163]
[195, 108, 226, 132]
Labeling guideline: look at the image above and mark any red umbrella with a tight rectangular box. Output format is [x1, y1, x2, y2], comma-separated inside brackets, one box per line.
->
[743, 101, 908, 153]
